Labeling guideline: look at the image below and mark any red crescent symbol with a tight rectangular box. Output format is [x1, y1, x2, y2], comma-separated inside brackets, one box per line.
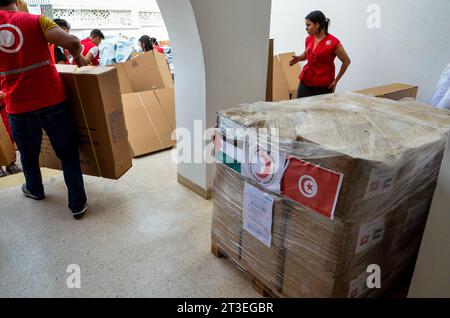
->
[0, 25, 23, 53]
[256, 151, 272, 179]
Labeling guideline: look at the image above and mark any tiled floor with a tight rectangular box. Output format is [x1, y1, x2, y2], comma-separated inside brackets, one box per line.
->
[0, 150, 260, 298]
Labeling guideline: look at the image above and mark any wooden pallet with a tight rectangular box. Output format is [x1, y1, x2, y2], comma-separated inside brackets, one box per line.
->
[211, 239, 280, 298]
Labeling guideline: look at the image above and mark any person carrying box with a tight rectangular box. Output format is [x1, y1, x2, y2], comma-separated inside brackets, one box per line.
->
[0, 0, 89, 219]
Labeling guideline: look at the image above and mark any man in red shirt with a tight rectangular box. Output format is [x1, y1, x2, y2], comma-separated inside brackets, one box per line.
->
[80, 29, 104, 66]
[49, 18, 71, 65]
[290, 11, 351, 98]
[0, 0, 89, 219]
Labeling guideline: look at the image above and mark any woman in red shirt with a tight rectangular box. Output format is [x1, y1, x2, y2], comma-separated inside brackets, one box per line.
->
[290, 11, 351, 98]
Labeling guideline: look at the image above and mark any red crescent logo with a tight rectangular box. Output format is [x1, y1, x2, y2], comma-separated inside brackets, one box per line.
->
[255, 151, 272, 180]
[0, 24, 24, 53]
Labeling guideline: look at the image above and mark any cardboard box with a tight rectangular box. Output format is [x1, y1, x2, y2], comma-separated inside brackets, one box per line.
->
[122, 89, 175, 157]
[115, 51, 173, 94]
[278, 52, 301, 98]
[356, 83, 418, 101]
[130, 52, 144, 59]
[269, 51, 301, 102]
[0, 120, 15, 166]
[115, 63, 133, 94]
[40, 65, 132, 179]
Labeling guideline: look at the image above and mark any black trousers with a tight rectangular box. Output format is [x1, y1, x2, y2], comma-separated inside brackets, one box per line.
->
[297, 82, 332, 98]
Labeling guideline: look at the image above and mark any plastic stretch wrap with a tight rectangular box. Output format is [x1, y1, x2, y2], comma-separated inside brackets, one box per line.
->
[212, 92, 450, 297]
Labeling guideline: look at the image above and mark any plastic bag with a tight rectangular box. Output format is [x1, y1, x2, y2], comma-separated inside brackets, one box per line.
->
[430, 63, 450, 109]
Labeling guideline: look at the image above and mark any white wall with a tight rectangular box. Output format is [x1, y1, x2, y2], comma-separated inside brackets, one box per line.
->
[190, 0, 272, 187]
[157, 0, 208, 189]
[270, 0, 450, 103]
[50, 0, 168, 48]
[408, 134, 450, 297]
[158, 0, 272, 191]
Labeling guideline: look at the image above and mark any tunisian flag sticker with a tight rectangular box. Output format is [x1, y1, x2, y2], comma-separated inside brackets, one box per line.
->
[281, 157, 344, 219]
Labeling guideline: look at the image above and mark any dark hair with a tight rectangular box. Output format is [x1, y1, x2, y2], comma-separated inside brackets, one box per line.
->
[306, 10, 330, 35]
[53, 18, 71, 30]
[138, 35, 154, 52]
[90, 29, 105, 40]
[0, 0, 16, 6]
[150, 37, 159, 46]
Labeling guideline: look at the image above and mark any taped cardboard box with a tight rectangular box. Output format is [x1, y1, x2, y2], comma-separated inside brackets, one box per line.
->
[40, 65, 132, 179]
[356, 83, 418, 101]
[0, 120, 15, 166]
[122, 89, 175, 157]
[115, 51, 173, 94]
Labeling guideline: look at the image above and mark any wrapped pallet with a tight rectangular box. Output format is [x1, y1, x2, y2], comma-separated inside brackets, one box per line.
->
[212, 92, 450, 298]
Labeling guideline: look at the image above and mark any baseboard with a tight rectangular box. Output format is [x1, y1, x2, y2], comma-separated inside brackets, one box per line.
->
[177, 173, 212, 200]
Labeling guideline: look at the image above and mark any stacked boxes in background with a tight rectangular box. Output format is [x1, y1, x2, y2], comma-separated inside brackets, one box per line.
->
[212, 92, 450, 297]
[39, 65, 132, 180]
[115, 51, 176, 157]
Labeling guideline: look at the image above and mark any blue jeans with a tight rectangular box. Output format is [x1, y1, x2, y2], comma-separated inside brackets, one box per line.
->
[8, 102, 87, 213]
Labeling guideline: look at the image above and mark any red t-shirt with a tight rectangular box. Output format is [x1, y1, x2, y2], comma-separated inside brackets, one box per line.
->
[299, 34, 341, 88]
[81, 38, 100, 66]
[0, 11, 66, 114]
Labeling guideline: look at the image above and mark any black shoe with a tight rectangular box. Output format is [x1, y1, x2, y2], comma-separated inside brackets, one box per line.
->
[6, 164, 22, 175]
[72, 203, 88, 220]
[0, 168, 6, 178]
[22, 184, 45, 200]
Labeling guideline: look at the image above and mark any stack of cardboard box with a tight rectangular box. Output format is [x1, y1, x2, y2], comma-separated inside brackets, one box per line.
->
[212, 91, 450, 297]
[115, 51, 176, 157]
[39, 65, 132, 179]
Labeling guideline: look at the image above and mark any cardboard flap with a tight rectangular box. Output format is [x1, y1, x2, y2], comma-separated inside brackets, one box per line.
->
[154, 51, 174, 88]
[122, 92, 163, 156]
[0, 120, 15, 166]
[124, 51, 165, 92]
[154, 88, 176, 129]
[278, 52, 301, 92]
[115, 63, 134, 94]
[122, 91, 174, 157]
[272, 55, 291, 102]
[357, 84, 418, 97]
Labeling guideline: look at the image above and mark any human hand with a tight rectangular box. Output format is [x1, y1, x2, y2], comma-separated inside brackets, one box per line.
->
[289, 55, 300, 66]
[73, 55, 88, 68]
[0, 91, 4, 101]
[328, 80, 338, 93]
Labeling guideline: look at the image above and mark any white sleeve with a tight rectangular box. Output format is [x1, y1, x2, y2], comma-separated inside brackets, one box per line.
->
[89, 46, 99, 57]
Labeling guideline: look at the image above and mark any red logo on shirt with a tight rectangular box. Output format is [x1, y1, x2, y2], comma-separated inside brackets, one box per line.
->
[0, 24, 24, 53]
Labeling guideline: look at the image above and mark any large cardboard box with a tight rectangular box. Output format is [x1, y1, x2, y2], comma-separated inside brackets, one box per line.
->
[269, 51, 301, 102]
[115, 51, 173, 94]
[40, 65, 132, 179]
[356, 83, 418, 101]
[122, 89, 175, 157]
[0, 120, 15, 166]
